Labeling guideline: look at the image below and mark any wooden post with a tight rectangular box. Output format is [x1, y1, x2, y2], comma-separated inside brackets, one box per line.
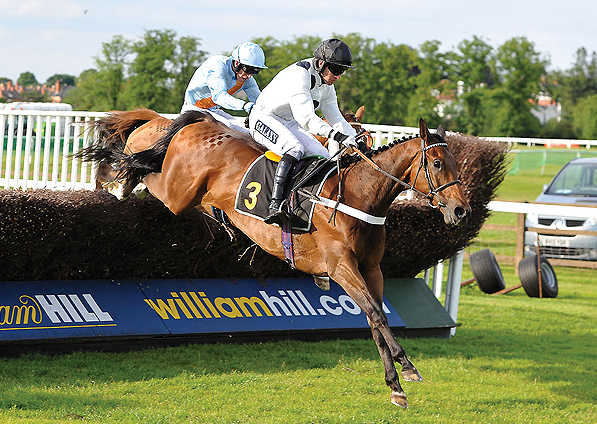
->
[536, 236, 543, 298]
[515, 213, 526, 276]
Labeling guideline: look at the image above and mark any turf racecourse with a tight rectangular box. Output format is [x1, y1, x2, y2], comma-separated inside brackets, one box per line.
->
[0, 264, 595, 423]
[0, 149, 596, 423]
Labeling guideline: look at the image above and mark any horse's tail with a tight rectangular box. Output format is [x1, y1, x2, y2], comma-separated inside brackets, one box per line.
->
[75, 108, 162, 164]
[96, 108, 162, 151]
[115, 110, 214, 183]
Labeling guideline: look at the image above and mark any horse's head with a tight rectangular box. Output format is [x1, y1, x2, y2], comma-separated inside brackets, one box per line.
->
[412, 118, 471, 225]
[346, 106, 373, 149]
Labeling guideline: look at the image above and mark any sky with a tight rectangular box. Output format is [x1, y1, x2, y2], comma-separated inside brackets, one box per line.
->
[1, 0, 597, 84]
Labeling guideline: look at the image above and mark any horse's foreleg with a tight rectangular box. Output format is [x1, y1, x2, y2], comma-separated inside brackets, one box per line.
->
[370, 325, 408, 408]
[329, 260, 421, 406]
[361, 266, 423, 383]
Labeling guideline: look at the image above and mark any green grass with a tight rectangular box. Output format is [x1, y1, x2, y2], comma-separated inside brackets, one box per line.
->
[0, 148, 595, 423]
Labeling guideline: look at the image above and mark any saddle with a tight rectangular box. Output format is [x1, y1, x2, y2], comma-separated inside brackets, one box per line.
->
[234, 153, 337, 231]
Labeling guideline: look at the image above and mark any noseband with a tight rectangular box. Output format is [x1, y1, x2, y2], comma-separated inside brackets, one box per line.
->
[354, 135, 461, 209]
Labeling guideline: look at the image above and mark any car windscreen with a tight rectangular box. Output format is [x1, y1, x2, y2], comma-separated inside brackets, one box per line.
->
[546, 163, 597, 196]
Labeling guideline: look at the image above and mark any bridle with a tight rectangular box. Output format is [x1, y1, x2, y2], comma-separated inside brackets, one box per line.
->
[353, 135, 461, 209]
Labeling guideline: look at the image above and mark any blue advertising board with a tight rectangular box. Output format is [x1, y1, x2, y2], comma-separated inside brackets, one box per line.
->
[0, 278, 405, 342]
[0, 279, 168, 341]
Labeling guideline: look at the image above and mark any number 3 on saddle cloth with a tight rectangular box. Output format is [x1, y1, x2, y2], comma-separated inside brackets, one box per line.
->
[234, 153, 337, 231]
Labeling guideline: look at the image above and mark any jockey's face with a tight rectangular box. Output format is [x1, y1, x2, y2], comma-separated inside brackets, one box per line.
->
[234, 61, 253, 81]
[321, 66, 341, 85]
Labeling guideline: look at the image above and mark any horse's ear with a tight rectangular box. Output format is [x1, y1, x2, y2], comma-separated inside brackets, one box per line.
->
[437, 125, 446, 139]
[355, 105, 365, 123]
[419, 118, 430, 142]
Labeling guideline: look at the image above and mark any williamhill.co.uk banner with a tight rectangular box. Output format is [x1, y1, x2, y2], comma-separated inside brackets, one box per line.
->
[0, 278, 405, 342]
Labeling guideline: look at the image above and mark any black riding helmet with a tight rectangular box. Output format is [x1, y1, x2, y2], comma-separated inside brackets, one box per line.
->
[313, 38, 354, 73]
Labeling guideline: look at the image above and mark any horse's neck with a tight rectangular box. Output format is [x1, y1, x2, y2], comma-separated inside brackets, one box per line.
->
[345, 138, 421, 216]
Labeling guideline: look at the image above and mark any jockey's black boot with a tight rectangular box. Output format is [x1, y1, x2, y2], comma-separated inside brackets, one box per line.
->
[264, 154, 298, 225]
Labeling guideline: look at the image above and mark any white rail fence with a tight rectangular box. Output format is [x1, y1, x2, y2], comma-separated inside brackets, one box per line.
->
[4, 109, 597, 191]
[1, 110, 105, 190]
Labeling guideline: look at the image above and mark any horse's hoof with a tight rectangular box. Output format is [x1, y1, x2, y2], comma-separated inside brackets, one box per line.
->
[401, 368, 423, 382]
[132, 183, 149, 200]
[103, 181, 127, 200]
[313, 275, 330, 291]
[390, 391, 408, 408]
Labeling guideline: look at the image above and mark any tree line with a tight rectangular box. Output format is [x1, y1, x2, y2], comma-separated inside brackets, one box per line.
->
[3, 30, 597, 139]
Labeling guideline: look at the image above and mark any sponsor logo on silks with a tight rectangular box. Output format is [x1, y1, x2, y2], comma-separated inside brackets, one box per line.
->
[254, 120, 279, 144]
[0, 294, 115, 330]
[143, 290, 391, 320]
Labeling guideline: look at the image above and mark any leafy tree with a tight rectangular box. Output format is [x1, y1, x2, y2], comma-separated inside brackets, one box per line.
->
[330, 33, 375, 116]
[539, 116, 576, 139]
[15, 29, 588, 137]
[490, 37, 547, 136]
[350, 41, 417, 125]
[250, 36, 282, 89]
[454, 36, 495, 90]
[563, 48, 597, 105]
[406, 40, 448, 127]
[95, 35, 132, 110]
[17, 72, 38, 87]
[171, 36, 207, 111]
[63, 69, 100, 110]
[20, 89, 46, 102]
[545, 47, 597, 129]
[46, 74, 76, 87]
[252, 34, 321, 88]
[573, 94, 597, 139]
[449, 36, 496, 134]
[122, 29, 177, 112]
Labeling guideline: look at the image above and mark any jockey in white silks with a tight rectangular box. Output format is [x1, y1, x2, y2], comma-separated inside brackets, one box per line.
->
[181, 42, 267, 133]
[248, 38, 362, 225]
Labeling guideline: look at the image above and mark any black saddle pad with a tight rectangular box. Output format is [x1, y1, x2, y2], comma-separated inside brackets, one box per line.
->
[234, 155, 336, 231]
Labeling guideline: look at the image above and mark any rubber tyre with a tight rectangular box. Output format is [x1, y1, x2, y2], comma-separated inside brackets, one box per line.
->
[518, 254, 558, 298]
[469, 249, 506, 294]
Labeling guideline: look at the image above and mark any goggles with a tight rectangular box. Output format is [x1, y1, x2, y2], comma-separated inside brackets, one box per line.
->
[240, 64, 261, 75]
[327, 64, 348, 76]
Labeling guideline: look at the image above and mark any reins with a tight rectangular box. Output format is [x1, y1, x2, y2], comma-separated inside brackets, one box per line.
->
[353, 136, 461, 209]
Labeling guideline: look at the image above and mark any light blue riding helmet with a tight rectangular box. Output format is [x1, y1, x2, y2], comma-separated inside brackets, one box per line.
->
[231, 42, 268, 69]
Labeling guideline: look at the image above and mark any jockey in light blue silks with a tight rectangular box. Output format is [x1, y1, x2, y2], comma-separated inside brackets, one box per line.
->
[181, 42, 267, 133]
[248, 38, 361, 225]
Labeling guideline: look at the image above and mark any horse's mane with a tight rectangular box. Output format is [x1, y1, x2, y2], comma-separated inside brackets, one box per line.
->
[339, 135, 418, 169]
[153, 110, 215, 157]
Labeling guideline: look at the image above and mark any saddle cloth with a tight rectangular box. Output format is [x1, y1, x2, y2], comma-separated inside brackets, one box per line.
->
[234, 154, 337, 231]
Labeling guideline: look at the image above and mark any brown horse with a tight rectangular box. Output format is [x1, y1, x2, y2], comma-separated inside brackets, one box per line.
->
[80, 109, 470, 408]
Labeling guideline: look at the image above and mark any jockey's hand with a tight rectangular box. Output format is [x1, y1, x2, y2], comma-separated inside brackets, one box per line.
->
[357, 140, 368, 153]
[329, 129, 358, 151]
[243, 101, 254, 113]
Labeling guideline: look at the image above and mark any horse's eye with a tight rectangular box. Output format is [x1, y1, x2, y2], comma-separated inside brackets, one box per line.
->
[433, 159, 442, 169]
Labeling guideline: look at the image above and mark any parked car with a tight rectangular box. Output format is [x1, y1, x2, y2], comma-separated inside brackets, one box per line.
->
[525, 157, 597, 260]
